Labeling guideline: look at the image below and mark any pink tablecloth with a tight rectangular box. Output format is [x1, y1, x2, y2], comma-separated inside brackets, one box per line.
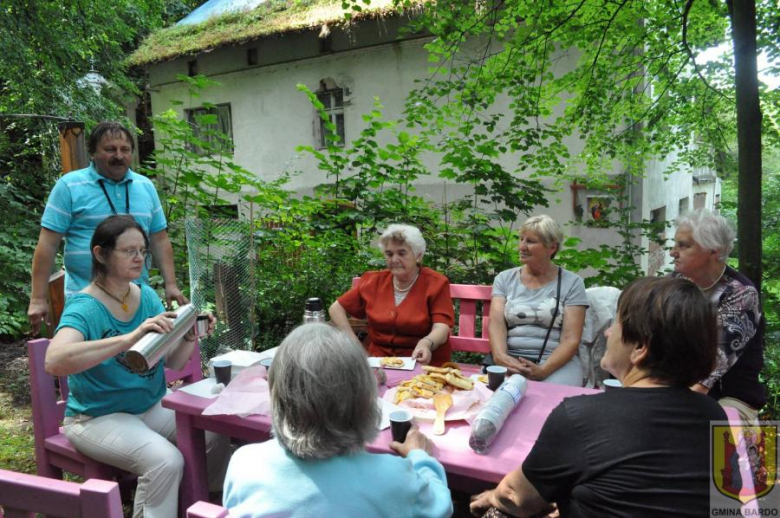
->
[163, 363, 599, 515]
[369, 365, 599, 486]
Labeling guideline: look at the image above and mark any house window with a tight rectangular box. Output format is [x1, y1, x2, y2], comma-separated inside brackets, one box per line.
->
[650, 206, 666, 224]
[316, 88, 345, 148]
[694, 192, 706, 210]
[678, 197, 689, 217]
[187, 59, 198, 77]
[186, 103, 234, 155]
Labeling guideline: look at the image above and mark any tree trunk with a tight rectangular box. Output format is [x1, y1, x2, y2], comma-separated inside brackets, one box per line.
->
[729, 0, 763, 294]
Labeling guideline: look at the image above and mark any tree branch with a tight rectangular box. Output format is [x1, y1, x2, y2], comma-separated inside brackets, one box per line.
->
[681, 0, 731, 101]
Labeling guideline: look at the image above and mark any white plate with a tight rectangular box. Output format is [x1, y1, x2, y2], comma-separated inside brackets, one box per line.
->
[470, 373, 489, 385]
[177, 378, 221, 399]
[368, 356, 416, 370]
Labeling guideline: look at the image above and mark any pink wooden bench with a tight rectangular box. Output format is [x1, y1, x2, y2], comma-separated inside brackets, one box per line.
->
[186, 501, 234, 518]
[448, 284, 493, 354]
[0, 468, 122, 518]
[350, 278, 492, 354]
[27, 337, 203, 490]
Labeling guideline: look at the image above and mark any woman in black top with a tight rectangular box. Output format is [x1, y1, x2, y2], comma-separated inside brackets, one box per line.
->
[470, 277, 727, 518]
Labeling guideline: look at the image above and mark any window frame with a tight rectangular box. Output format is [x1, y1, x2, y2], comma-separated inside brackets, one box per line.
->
[316, 88, 345, 149]
[185, 103, 234, 156]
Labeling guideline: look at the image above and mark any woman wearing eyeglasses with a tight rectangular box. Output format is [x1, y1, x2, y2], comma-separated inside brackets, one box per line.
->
[45, 215, 228, 518]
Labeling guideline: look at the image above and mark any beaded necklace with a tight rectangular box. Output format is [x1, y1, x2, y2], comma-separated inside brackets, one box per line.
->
[393, 271, 420, 292]
[95, 282, 132, 313]
[698, 265, 727, 291]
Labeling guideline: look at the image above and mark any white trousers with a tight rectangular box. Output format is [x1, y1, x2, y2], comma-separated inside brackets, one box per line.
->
[64, 394, 229, 518]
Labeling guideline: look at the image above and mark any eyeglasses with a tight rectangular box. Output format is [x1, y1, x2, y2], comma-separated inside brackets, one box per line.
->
[114, 248, 148, 259]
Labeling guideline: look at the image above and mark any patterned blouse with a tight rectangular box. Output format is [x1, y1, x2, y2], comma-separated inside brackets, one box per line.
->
[675, 267, 764, 408]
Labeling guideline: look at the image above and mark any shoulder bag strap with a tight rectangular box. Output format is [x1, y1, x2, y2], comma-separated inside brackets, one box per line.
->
[535, 267, 563, 364]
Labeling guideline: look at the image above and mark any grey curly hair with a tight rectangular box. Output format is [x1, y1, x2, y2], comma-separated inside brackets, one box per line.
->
[676, 208, 736, 263]
[269, 323, 380, 460]
[378, 224, 426, 258]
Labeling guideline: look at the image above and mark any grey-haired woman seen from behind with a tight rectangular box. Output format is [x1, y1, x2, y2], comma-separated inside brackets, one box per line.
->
[223, 323, 453, 518]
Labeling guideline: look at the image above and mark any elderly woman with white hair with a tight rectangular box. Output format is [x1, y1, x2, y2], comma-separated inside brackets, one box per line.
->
[671, 208, 765, 422]
[222, 324, 453, 518]
[329, 224, 455, 365]
[487, 215, 588, 386]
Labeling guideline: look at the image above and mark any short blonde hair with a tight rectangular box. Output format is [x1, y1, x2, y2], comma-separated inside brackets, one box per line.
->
[378, 224, 426, 257]
[520, 215, 564, 256]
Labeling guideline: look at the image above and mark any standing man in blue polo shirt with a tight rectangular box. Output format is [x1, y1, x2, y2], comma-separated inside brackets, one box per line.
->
[28, 121, 187, 334]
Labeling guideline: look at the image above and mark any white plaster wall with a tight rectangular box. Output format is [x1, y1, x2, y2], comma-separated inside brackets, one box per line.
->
[149, 25, 434, 187]
[636, 150, 721, 273]
[152, 30, 608, 228]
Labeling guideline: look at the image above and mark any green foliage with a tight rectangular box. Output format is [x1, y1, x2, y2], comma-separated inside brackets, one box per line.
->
[296, 86, 659, 288]
[0, 0, 171, 120]
[296, 83, 552, 285]
[381, 0, 780, 184]
[140, 74, 278, 296]
[0, 120, 62, 338]
[0, 0, 206, 340]
[755, 171, 780, 334]
[252, 216, 373, 350]
[0, 183, 41, 337]
[143, 75, 267, 221]
[760, 341, 780, 421]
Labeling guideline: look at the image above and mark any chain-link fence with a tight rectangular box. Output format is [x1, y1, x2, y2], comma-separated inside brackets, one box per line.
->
[186, 217, 256, 361]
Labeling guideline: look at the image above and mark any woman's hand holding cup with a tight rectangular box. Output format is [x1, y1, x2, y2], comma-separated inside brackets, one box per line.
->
[390, 427, 434, 458]
[185, 312, 216, 342]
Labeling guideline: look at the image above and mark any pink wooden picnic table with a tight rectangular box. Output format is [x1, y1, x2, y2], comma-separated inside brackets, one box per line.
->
[162, 363, 599, 514]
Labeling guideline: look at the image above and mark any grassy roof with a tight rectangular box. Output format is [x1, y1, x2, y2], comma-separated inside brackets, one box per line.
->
[129, 0, 402, 66]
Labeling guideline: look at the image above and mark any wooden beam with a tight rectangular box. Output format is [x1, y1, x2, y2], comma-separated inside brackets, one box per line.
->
[57, 121, 88, 174]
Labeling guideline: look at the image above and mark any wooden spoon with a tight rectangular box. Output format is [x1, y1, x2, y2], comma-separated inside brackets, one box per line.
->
[433, 392, 453, 435]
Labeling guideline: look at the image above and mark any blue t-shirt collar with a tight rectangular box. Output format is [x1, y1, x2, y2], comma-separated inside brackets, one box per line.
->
[87, 162, 133, 185]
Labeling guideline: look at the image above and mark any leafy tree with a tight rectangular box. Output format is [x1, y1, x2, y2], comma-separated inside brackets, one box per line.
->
[0, 0, 204, 337]
[338, 0, 778, 292]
